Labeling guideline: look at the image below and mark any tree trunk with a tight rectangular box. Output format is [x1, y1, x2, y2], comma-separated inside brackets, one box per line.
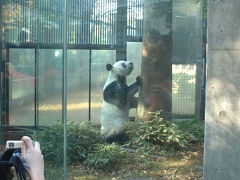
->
[137, 0, 172, 120]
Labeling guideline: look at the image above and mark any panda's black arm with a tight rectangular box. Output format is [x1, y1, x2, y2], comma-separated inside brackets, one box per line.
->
[127, 81, 139, 97]
[127, 76, 142, 97]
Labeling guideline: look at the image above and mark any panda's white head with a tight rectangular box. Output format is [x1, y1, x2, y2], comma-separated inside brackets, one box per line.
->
[106, 60, 134, 79]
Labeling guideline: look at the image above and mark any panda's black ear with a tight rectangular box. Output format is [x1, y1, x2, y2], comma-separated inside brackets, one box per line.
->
[106, 64, 113, 71]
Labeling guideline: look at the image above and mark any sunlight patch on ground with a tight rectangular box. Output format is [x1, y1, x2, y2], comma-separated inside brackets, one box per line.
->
[34, 103, 102, 111]
[163, 158, 193, 167]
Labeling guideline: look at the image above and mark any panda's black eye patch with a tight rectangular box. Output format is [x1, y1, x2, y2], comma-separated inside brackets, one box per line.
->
[121, 63, 126, 68]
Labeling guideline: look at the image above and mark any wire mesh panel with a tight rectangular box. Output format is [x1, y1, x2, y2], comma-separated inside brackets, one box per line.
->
[90, 0, 117, 45]
[127, 0, 143, 38]
[67, 0, 92, 44]
[3, 0, 144, 45]
[3, 0, 65, 44]
[172, 64, 196, 116]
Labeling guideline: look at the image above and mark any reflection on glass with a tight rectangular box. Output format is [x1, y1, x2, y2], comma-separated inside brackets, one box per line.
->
[38, 49, 63, 126]
[0, 0, 205, 179]
[9, 49, 35, 126]
[172, 0, 203, 64]
[127, 42, 142, 118]
[91, 50, 115, 125]
[67, 50, 90, 122]
[127, 42, 142, 84]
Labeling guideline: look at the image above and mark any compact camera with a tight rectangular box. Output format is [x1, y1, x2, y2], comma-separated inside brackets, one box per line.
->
[6, 140, 22, 149]
[0, 140, 28, 180]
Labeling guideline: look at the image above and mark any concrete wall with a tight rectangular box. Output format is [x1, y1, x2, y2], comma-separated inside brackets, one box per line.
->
[204, 0, 240, 179]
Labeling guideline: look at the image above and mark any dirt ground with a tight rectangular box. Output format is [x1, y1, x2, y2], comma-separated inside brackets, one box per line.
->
[66, 146, 203, 180]
[0, 144, 203, 180]
[42, 145, 203, 180]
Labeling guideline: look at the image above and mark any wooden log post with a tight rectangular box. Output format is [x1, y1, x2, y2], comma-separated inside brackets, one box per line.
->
[137, 0, 172, 120]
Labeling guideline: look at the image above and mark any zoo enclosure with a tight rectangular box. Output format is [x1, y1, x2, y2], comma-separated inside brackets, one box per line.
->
[0, 0, 205, 128]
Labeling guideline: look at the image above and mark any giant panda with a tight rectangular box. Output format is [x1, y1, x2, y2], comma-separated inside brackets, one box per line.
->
[101, 60, 142, 143]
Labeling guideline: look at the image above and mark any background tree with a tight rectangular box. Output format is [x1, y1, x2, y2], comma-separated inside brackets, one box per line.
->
[137, 0, 172, 120]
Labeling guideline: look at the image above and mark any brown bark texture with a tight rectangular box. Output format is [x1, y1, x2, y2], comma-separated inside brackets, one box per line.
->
[137, 0, 172, 120]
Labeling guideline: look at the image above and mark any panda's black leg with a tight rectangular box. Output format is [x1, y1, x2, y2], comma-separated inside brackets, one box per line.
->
[105, 132, 129, 144]
[130, 97, 138, 108]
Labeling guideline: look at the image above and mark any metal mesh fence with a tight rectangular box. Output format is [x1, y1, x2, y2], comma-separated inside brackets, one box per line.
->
[172, 64, 196, 116]
[3, 0, 143, 45]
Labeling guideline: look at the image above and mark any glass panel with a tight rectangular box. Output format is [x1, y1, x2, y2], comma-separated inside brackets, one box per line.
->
[127, 42, 142, 118]
[172, 0, 203, 118]
[36, 49, 64, 179]
[9, 48, 35, 126]
[91, 50, 116, 125]
[127, 42, 142, 84]
[172, 0, 203, 64]
[38, 49, 63, 126]
[67, 50, 90, 123]
[1, 1, 65, 180]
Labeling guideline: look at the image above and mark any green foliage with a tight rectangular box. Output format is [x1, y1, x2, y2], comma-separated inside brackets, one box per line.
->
[124, 111, 194, 155]
[33, 121, 102, 165]
[193, 0, 208, 17]
[175, 120, 204, 144]
[84, 143, 128, 171]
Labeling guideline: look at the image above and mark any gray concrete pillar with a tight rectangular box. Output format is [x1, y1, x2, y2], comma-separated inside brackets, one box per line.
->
[204, 0, 240, 179]
[116, 0, 127, 61]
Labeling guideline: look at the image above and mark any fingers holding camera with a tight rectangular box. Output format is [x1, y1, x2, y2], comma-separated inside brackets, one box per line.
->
[21, 136, 34, 149]
[7, 167, 15, 180]
[21, 136, 45, 180]
[21, 140, 26, 159]
[34, 141, 41, 150]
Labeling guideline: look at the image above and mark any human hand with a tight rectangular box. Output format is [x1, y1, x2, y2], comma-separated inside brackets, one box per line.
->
[21, 136, 45, 180]
[7, 167, 15, 180]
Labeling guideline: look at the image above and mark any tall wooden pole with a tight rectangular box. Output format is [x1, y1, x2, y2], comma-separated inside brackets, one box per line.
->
[137, 0, 172, 120]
